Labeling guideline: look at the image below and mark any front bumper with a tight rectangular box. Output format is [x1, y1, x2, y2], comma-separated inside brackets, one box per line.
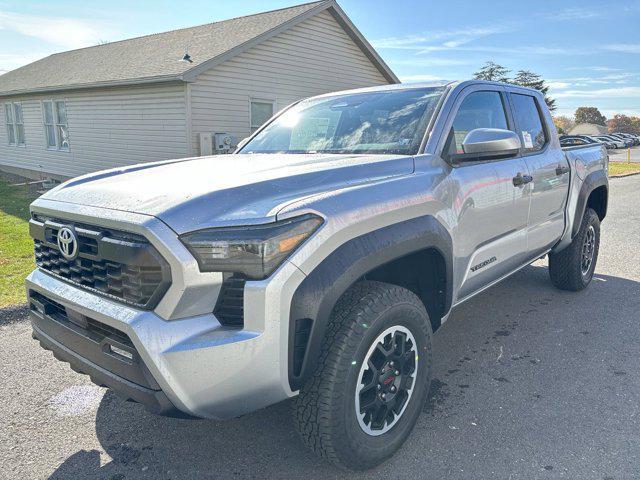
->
[30, 294, 181, 416]
[27, 263, 305, 419]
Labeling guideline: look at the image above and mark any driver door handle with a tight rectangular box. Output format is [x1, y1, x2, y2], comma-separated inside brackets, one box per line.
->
[556, 165, 570, 175]
[512, 173, 533, 187]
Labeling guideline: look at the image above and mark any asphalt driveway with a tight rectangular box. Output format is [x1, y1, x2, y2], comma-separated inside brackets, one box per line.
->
[1, 175, 639, 480]
[609, 144, 640, 163]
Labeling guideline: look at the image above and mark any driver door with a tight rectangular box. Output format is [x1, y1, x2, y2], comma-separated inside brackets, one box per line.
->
[441, 87, 532, 303]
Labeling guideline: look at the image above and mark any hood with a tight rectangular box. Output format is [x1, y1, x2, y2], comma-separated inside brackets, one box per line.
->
[41, 153, 414, 234]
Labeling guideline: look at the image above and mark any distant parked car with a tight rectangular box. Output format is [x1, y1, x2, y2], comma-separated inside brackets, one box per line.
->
[575, 135, 614, 149]
[598, 139, 617, 149]
[614, 133, 639, 146]
[559, 134, 595, 143]
[560, 136, 594, 147]
[595, 135, 625, 149]
[559, 135, 608, 148]
[609, 134, 634, 147]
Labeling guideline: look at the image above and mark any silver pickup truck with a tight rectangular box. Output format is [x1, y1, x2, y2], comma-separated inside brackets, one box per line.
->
[27, 80, 608, 470]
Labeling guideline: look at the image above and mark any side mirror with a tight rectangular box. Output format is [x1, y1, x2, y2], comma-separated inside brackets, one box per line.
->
[460, 128, 521, 159]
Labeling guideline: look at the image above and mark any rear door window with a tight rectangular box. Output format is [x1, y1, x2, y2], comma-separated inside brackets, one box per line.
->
[447, 91, 509, 155]
[511, 93, 547, 153]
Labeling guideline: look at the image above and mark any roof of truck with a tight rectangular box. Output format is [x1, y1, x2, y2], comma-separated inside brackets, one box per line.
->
[299, 79, 542, 101]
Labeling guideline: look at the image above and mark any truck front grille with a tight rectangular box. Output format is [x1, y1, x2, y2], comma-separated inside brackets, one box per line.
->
[30, 215, 171, 309]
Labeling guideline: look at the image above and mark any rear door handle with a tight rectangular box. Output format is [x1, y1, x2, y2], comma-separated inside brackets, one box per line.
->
[556, 165, 570, 175]
[512, 173, 533, 187]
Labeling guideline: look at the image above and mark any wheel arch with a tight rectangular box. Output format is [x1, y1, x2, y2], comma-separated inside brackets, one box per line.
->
[288, 215, 452, 391]
[572, 170, 608, 238]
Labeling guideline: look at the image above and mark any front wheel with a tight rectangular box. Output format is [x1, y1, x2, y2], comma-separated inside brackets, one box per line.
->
[548, 207, 601, 291]
[293, 281, 433, 470]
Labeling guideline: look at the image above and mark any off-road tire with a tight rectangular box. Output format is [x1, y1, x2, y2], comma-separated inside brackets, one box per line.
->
[293, 281, 433, 470]
[548, 207, 600, 291]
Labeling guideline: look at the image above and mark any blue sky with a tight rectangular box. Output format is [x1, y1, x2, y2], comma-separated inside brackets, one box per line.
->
[1, 0, 639, 118]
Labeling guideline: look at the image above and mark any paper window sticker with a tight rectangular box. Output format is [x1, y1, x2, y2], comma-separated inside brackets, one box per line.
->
[522, 131, 534, 149]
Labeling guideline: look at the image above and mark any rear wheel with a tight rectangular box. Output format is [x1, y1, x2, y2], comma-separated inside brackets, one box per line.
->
[548, 207, 600, 291]
[293, 281, 433, 470]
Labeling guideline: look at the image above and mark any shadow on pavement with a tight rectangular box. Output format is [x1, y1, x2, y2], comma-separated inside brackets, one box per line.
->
[48, 265, 640, 479]
[0, 304, 30, 326]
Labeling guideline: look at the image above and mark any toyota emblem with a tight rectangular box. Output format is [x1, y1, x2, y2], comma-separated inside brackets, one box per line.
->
[57, 227, 78, 260]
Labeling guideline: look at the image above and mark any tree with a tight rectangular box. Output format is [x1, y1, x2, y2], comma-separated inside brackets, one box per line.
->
[553, 115, 575, 135]
[473, 63, 556, 111]
[512, 70, 556, 112]
[607, 114, 638, 134]
[474, 61, 511, 83]
[574, 107, 606, 126]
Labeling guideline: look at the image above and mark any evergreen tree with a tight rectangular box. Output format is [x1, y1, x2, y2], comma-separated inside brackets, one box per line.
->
[512, 70, 556, 112]
[473, 61, 511, 83]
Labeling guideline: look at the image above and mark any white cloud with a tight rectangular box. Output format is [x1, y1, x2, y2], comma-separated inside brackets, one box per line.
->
[547, 73, 638, 91]
[372, 25, 511, 50]
[544, 7, 602, 21]
[0, 11, 118, 50]
[566, 66, 623, 72]
[391, 58, 473, 67]
[553, 86, 640, 99]
[417, 44, 584, 55]
[599, 108, 640, 117]
[602, 44, 640, 54]
[399, 74, 448, 83]
[0, 52, 50, 74]
[547, 81, 572, 90]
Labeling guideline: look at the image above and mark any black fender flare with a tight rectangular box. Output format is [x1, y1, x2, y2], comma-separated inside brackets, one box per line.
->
[287, 215, 453, 391]
[572, 170, 608, 238]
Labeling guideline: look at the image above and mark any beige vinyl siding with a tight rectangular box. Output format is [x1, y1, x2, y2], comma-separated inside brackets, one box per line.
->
[189, 10, 390, 153]
[0, 83, 188, 179]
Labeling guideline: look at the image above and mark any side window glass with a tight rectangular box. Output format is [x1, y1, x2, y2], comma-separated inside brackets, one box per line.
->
[511, 93, 547, 152]
[448, 91, 509, 155]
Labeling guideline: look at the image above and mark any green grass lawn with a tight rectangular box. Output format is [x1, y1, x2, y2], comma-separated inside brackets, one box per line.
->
[0, 180, 36, 308]
[609, 161, 640, 177]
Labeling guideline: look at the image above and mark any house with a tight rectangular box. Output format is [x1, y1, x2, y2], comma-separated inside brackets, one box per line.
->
[569, 123, 608, 136]
[0, 0, 397, 181]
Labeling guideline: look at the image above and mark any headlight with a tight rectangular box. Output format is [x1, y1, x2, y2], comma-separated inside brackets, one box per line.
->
[179, 214, 323, 279]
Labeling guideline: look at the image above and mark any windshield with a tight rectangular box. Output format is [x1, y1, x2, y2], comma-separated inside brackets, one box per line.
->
[239, 87, 446, 155]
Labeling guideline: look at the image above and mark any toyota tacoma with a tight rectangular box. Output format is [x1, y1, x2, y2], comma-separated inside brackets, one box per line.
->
[27, 80, 608, 470]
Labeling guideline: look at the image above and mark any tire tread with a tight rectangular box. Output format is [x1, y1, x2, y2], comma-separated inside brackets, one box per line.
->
[549, 207, 600, 291]
[293, 281, 430, 469]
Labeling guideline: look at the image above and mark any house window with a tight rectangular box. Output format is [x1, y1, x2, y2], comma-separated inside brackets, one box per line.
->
[13, 103, 25, 146]
[43, 100, 69, 150]
[5, 102, 26, 146]
[250, 99, 275, 133]
[4, 103, 15, 145]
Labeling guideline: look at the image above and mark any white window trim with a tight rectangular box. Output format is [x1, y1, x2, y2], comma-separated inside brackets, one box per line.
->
[4, 102, 16, 146]
[249, 98, 276, 133]
[41, 99, 70, 152]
